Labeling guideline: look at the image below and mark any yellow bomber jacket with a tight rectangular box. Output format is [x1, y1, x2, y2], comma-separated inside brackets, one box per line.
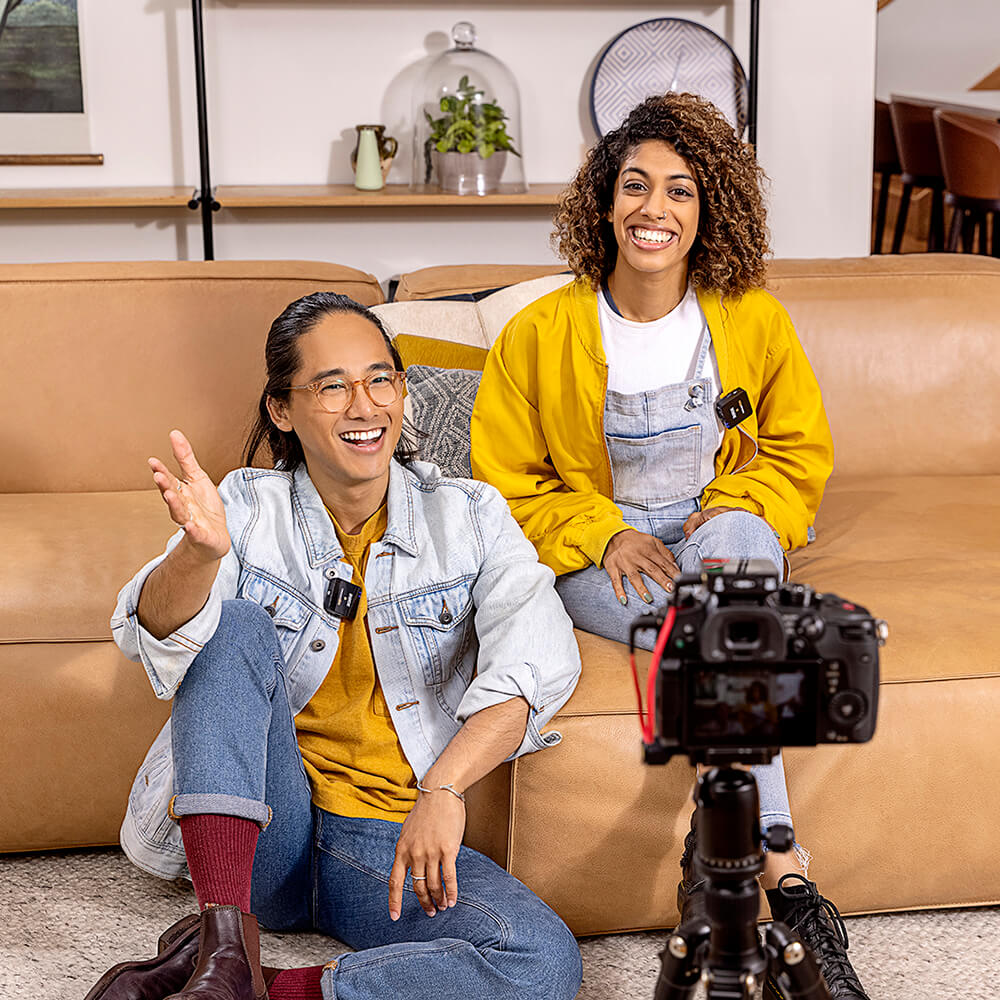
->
[470, 280, 834, 576]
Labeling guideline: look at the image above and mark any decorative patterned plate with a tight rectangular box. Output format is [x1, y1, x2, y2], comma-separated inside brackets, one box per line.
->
[590, 18, 748, 137]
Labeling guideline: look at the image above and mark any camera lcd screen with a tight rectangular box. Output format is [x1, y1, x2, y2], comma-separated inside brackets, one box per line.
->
[687, 665, 817, 746]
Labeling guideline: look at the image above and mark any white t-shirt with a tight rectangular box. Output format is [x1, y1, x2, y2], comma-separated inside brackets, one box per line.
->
[597, 284, 721, 399]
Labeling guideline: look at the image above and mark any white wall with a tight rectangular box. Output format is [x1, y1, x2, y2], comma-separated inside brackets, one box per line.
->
[876, 0, 1000, 100]
[0, 0, 876, 276]
[757, 0, 876, 259]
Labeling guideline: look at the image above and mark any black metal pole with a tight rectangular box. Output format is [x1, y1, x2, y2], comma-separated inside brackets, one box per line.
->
[748, 0, 760, 146]
[190, 0, 217, 260]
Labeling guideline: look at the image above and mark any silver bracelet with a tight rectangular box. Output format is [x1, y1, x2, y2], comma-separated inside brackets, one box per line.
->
[416, 781, 466, 802]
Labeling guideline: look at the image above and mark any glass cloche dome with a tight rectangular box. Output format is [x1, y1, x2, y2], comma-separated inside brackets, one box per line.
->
[411, 22, 526, 195]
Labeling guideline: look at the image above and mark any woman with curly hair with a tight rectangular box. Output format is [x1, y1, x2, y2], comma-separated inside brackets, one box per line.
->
[471, 94, 869, 1000]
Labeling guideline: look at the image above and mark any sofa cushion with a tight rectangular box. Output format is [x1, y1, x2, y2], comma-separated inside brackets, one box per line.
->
[0, 261, 385, 494]
[789, 473, 1000, 684]
[405, 365, 482, 479]
[1, 491, 175, 643]
[770, 255, 1000, 478]
[0, 639, 170, 852]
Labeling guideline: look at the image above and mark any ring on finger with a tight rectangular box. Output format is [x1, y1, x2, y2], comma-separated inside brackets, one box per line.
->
[411, 874, 427, 881]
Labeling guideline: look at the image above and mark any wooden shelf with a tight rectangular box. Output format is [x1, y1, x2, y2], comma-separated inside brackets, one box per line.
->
[217, 183, 565, 208]
[0, 187, 194, 209]
[0, 183, 564, 212]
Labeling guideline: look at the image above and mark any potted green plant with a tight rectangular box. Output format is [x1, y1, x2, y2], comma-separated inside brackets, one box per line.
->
[424, 75, 521, 195]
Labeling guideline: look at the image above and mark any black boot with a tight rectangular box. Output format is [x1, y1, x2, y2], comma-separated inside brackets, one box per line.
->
[763, 874, 871, 1000]
[674, 809, 707, 926]
[165, 904, 269, 999]
[84, 914, 201, 1000]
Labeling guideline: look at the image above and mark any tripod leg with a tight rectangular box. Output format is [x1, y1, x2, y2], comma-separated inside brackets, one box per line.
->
[654, 919, 710, 1000]
[763, 921, 832, 1000]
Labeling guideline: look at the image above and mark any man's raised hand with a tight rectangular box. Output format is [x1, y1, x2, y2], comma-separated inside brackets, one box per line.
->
[149, 430, 230, 562]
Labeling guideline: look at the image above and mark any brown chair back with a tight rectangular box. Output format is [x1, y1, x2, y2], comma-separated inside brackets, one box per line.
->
[874, 99, 900, 173]
[890, 98, 945, 180]
[933, 109, 1000, 201]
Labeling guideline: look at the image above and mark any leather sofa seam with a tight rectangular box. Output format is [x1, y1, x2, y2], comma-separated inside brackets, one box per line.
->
[0, 635, 114, 644]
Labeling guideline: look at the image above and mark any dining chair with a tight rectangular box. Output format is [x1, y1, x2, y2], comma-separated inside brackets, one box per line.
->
[933, 108, 1000, 256]
[873, 100, 901, 253]
[889, 98, 947, 252]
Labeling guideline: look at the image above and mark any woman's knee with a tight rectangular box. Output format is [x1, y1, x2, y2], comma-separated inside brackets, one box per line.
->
[681, 510, 782, 570]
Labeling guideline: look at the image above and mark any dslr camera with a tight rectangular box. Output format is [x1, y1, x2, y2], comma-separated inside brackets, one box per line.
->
[631, 559, 887, 767]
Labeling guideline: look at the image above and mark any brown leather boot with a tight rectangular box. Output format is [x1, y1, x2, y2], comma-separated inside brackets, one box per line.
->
[84, 914, 201, 1000]
[165, 905, 269, 999]
[158, 912, 280, 988]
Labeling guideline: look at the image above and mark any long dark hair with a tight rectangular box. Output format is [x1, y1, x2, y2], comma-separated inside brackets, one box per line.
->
[242, 292, 420, 470]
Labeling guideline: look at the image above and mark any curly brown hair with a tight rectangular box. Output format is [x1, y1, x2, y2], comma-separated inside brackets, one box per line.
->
[552, 93, 770, 297]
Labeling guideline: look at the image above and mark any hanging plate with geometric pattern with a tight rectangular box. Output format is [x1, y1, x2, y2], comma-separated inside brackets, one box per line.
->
[590, 18, 748, 138]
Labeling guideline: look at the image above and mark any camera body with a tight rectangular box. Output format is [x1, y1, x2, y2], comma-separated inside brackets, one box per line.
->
[634, 559, 885, 766]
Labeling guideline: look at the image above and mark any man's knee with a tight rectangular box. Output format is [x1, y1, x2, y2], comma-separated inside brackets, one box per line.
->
[206, 598, 282, 654]
[186, 599, 282, 689]
[515, 909, 582, 1000]
[218, 597, 276, 634]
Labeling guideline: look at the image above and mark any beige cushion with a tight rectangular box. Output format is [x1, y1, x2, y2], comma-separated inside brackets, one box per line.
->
[374, 273, 574, 350]
[393, 264, 569, 300]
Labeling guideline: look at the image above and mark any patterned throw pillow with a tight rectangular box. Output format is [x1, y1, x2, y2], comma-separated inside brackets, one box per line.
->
[405, 364, 482, 479]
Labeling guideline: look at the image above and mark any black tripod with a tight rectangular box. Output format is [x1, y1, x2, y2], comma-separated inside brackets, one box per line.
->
[654, 767, 831, 1000]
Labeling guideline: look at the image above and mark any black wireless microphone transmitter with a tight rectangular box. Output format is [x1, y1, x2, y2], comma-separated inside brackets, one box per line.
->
[715, 387, 753, 429]
[325, 577, 362, 621]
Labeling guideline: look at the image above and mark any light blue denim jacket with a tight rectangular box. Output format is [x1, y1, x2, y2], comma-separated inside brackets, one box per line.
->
[111, 459, 581, 879]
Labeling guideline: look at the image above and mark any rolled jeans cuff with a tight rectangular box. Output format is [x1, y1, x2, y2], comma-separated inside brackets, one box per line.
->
[169, 792, 272, 829]
[321, 957, 346, 1000]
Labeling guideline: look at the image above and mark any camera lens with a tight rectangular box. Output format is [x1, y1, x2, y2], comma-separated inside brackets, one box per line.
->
[726, 620, 760, 649]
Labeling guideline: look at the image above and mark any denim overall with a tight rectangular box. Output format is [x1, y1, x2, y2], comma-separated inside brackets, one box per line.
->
[604, 321, 718, 545]
[553, 323, 795, 836]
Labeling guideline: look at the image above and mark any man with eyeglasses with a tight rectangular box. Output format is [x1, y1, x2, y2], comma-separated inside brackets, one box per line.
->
[92, 293, 583, 1000]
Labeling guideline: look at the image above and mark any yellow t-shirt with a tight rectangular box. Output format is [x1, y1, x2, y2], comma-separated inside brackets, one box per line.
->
[294, 504, 418, 820]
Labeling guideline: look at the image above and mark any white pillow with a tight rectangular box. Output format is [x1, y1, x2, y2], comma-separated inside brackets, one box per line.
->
[372, 271, 575, 351]
[371, 299, 488, 348]
[476, 273, 575, 345]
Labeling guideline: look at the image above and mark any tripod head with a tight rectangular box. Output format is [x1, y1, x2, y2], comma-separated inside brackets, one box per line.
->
[653, 768, 831, 1000]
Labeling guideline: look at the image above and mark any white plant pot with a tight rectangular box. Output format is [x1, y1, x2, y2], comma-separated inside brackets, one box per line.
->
[432, 150, 508, 195]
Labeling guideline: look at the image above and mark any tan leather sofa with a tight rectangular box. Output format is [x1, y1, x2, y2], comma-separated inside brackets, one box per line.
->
[3, 255, 998, 937]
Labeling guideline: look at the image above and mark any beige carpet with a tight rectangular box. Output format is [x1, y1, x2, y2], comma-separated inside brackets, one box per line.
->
[3, 848, 998, 999]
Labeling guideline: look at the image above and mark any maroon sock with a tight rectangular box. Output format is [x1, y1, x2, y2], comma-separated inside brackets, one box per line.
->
[179, 814, 259, 913]
[268, 967, 325, 1000]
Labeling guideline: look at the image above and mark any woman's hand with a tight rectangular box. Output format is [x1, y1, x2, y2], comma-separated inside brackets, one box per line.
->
[388, 790, 466, 921]
[149, 430, 230, 563]
[603, 528, 679, 605]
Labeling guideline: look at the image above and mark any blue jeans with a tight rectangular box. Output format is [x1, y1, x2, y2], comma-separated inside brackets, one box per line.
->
[170, 600, 582, 1000]
[554, 508, 794, 833]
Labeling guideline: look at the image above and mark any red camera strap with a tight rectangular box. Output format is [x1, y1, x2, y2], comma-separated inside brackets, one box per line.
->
[629, 605, 676, 744]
